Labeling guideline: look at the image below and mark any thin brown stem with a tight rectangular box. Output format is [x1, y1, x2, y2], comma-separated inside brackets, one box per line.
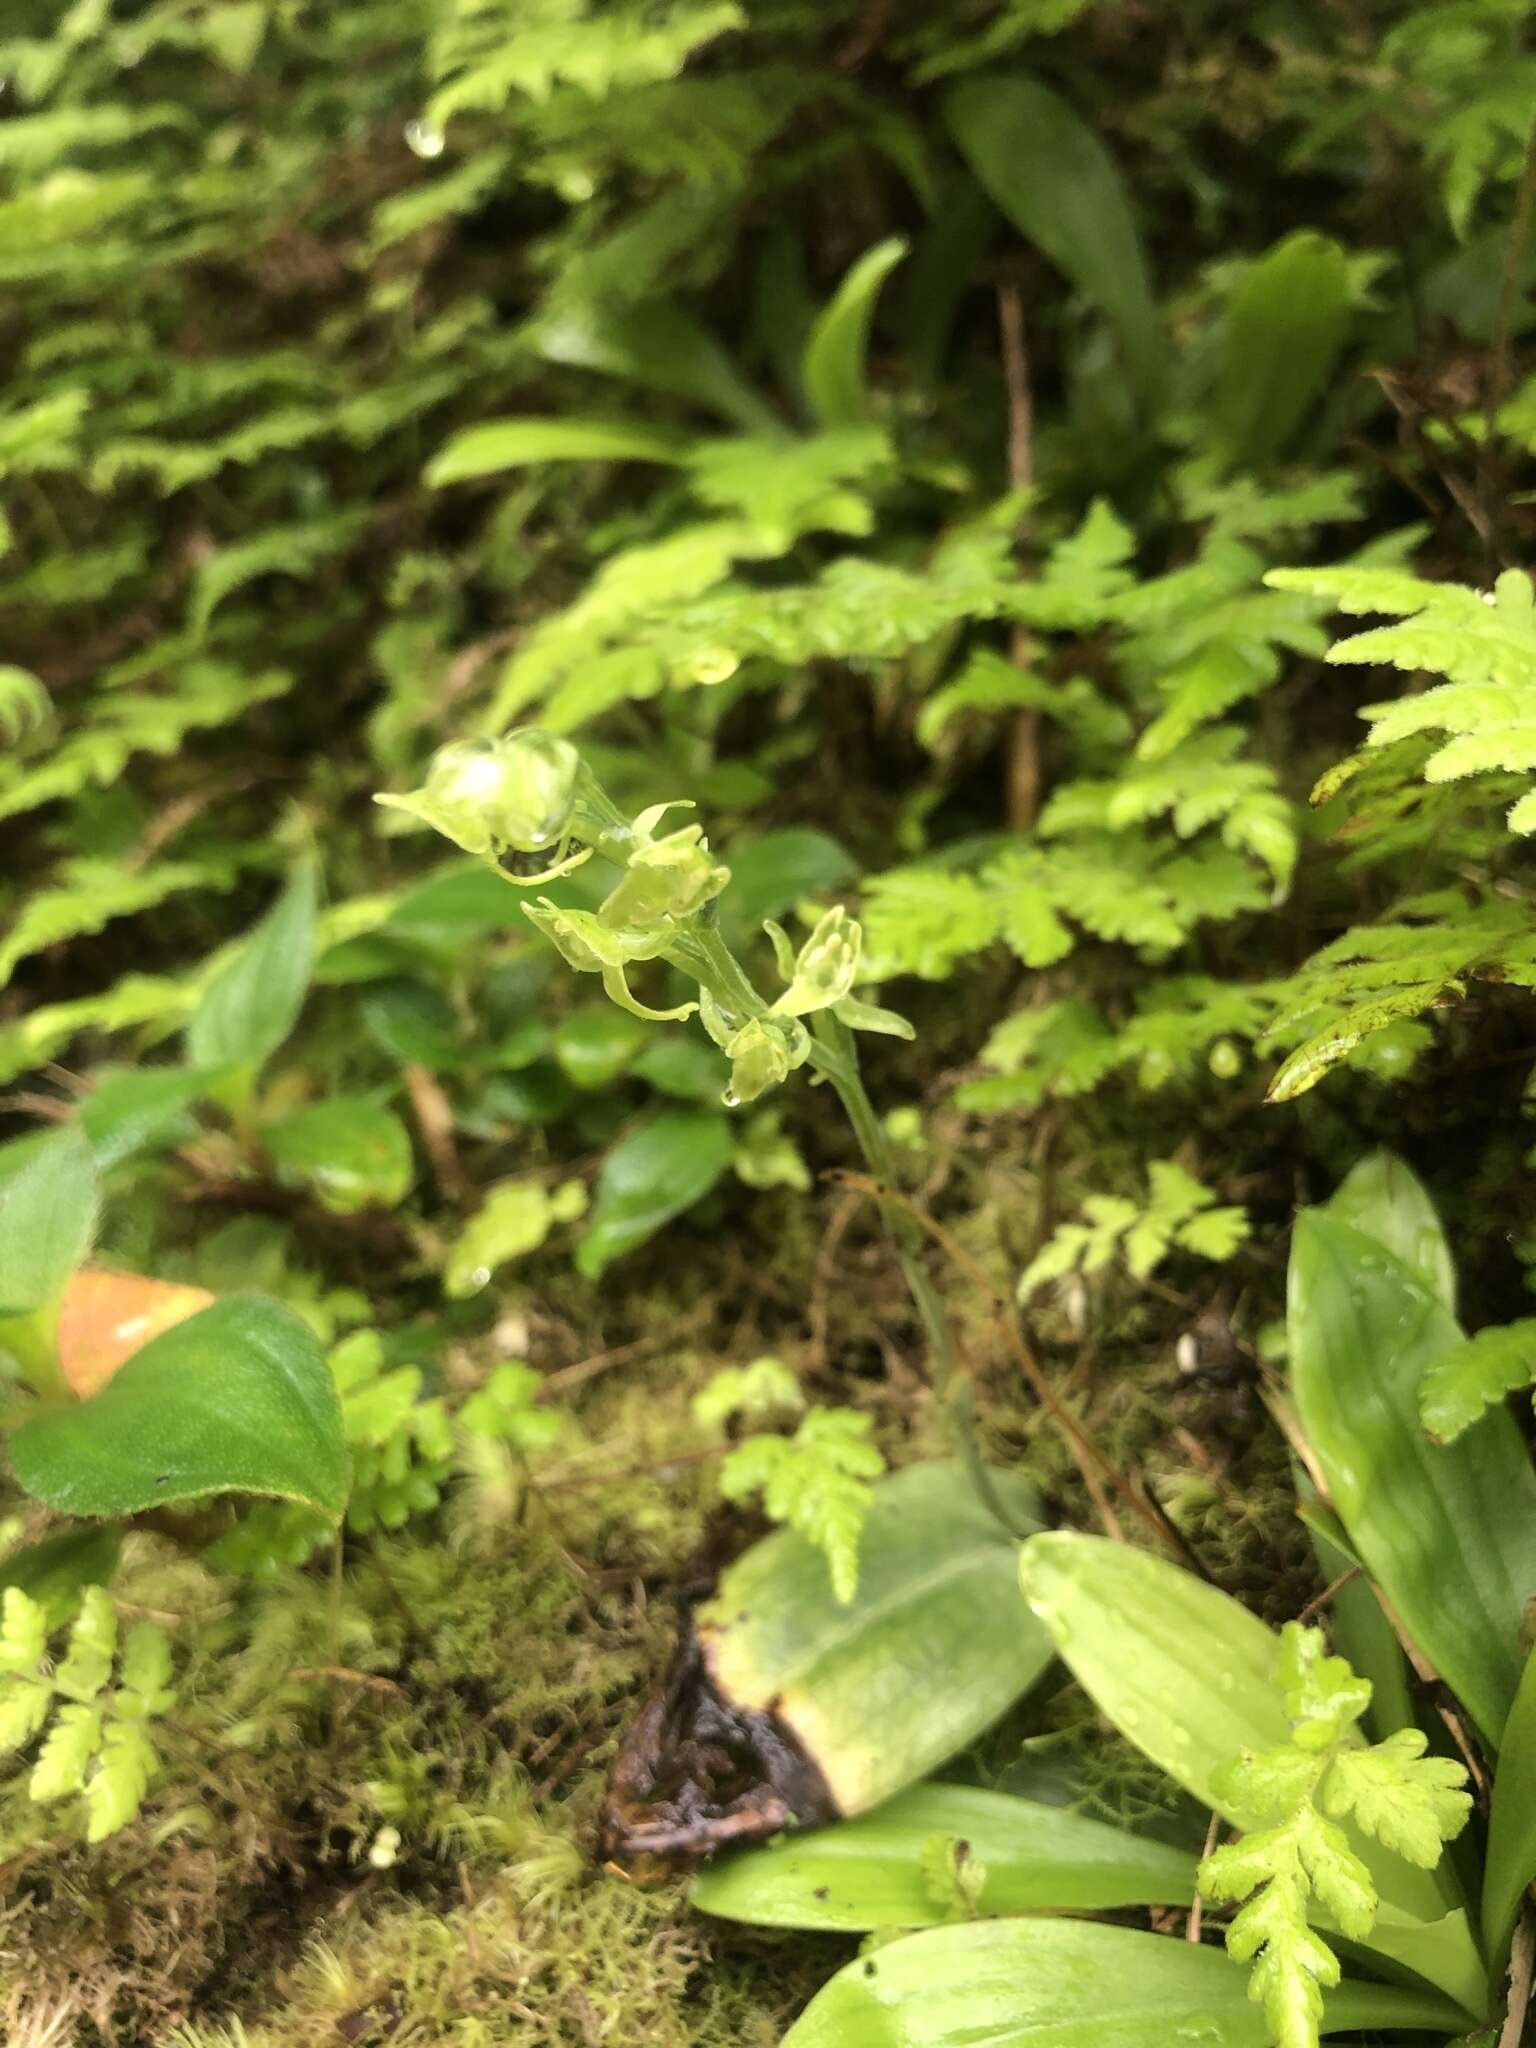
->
[1188, 1811, 1222, 1943]
[998, 280, 1042, 831]
[1296, 1566, 1360, 1626]
[829, 1169, 1200, 1564]
[1500, 1912, 1534, 2048]
[539, 1302, 713, 1395]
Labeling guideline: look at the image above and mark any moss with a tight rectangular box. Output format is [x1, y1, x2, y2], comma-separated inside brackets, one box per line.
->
[0, 1058, 1330, 2045]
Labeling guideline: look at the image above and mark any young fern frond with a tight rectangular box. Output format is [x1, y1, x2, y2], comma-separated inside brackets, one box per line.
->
[1019, 1159, 1249, 1299]
[718, 1408, 886, 1606]
[0, 1588, 176, 1842]
[1200, 1626, 1470, 2048]
[1419, 1318, 1536, 1442]
[1268, 566, 1536, 830]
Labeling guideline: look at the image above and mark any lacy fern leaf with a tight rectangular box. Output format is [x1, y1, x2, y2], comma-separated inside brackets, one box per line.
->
[718, 1407, 885, 1604]
[0, 1588, 176, 1841]
[1019, 1158, 1249, 1297]
[1269, 565, 1536, 831]
[1200, 1624, 1471, 2048]
[1419, 1318, 1536, 1442]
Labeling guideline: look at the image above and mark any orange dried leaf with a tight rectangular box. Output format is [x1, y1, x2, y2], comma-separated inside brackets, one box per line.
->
[56, 1269, 216, 1399]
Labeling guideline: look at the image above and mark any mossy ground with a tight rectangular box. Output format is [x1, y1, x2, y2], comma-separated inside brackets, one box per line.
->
[0, 1088, 1340, 2045]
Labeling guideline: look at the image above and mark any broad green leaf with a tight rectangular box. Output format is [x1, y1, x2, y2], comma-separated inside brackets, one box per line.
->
[801, 237, 907, 428]
[1305, 1486, 1417, 1744]
[553, 1004, 648, 1091]
[719, 828, 857, 943]
[702, 1463, 1048, 1819]
[781, 1917, 1467, 2048]
[187, 863, 317, 1077]
[425, 416, 690, 485]
[1213, 232, 1351, 465]
[261, 1098, 415, 1214]
[1482, 1643, 1536, 1967]
[1323, 1151, 1456, 1313]
[1018, 1532, 1483, 2014]
[78, 1066, 207, 1170]
[381, 862, 522, 948]
[0, 1125, 97, 1317]
[692, 1781, 1196, 1929]
[359, 980, 462, 1070]
[1289, 1211, 1536, 1748]
[1020, 1531, 1290, 1817]
[532, 299, 781, 433]
[9, 1296, 347, 1519]
[631, 1034, 729, 1102]
[944, 75, 1163, 410]
[574, 1108, 731, 1278]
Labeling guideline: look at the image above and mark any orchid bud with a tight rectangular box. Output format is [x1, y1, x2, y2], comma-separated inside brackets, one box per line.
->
[600, 825, 729, 931]
[773, 906, 862, 1017]
[377, 730, 580, 859]
[523, 901, 671, 972]
[724, 1019, 791, 1106]
[521, 901, 605, 973]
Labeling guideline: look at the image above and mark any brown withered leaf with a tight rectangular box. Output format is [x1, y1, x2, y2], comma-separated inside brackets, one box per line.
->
[56, 1268, 216, 1399]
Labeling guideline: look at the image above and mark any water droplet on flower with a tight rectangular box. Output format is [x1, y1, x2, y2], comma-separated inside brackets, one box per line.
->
[722, 1087, 741, 1108]
[405, 118, 445, 159]
[469, 1265, 491, 1291]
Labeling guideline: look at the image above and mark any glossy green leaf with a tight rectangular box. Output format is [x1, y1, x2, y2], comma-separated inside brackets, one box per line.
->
[781, 1917, 1467, 2048]
[261, 1098, 415, 1214]
[381, 862, 521, 949]
[574, 1108, 731, 1278]
[1322, 1150, 1456, 1313]
[186, 862, 317, 1077]
[701, 1462, 1049, 1819]
[692, 1780, 1196, 1929]
[1304, 1483, 1417, 1744]
[1213, 232, 1351, 465]
[1019, 1531, 1483, 2014]
[719, 828, 858, 944]
[944, 75, 1162, 409]
[533, 299, 781, 433]
[1482, 1643, 1536, 1966]
[359, 979, 462, 1070]
[801, 237, 907, 428]
[631, 1034, 729, 1102]
[553, 1004, 648, 1091]
[9, 1296, 347, 1519]
[0, 1126, 97, 1317]
[1289, 1210, 1536, 1748]
[425, 416, 690, 485]
[1020, 1530, 1290, 1816]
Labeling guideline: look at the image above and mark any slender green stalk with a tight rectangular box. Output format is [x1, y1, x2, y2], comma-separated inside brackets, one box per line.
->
[810, 1014, 1033, 1537]
[381, 729, 1033, 1532]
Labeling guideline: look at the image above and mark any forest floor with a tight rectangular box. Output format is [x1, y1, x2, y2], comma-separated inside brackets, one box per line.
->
[6, 1087, 1319, 2048]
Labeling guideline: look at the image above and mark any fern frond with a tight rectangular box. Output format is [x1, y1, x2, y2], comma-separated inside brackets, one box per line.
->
[1420, 1318, 1536, 1442]
[1020, 1158, 1248, 1297]
[1270, 565, 1536, 830]
[719, 1408, 884, 1604]
[0, 855, 247, 992]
